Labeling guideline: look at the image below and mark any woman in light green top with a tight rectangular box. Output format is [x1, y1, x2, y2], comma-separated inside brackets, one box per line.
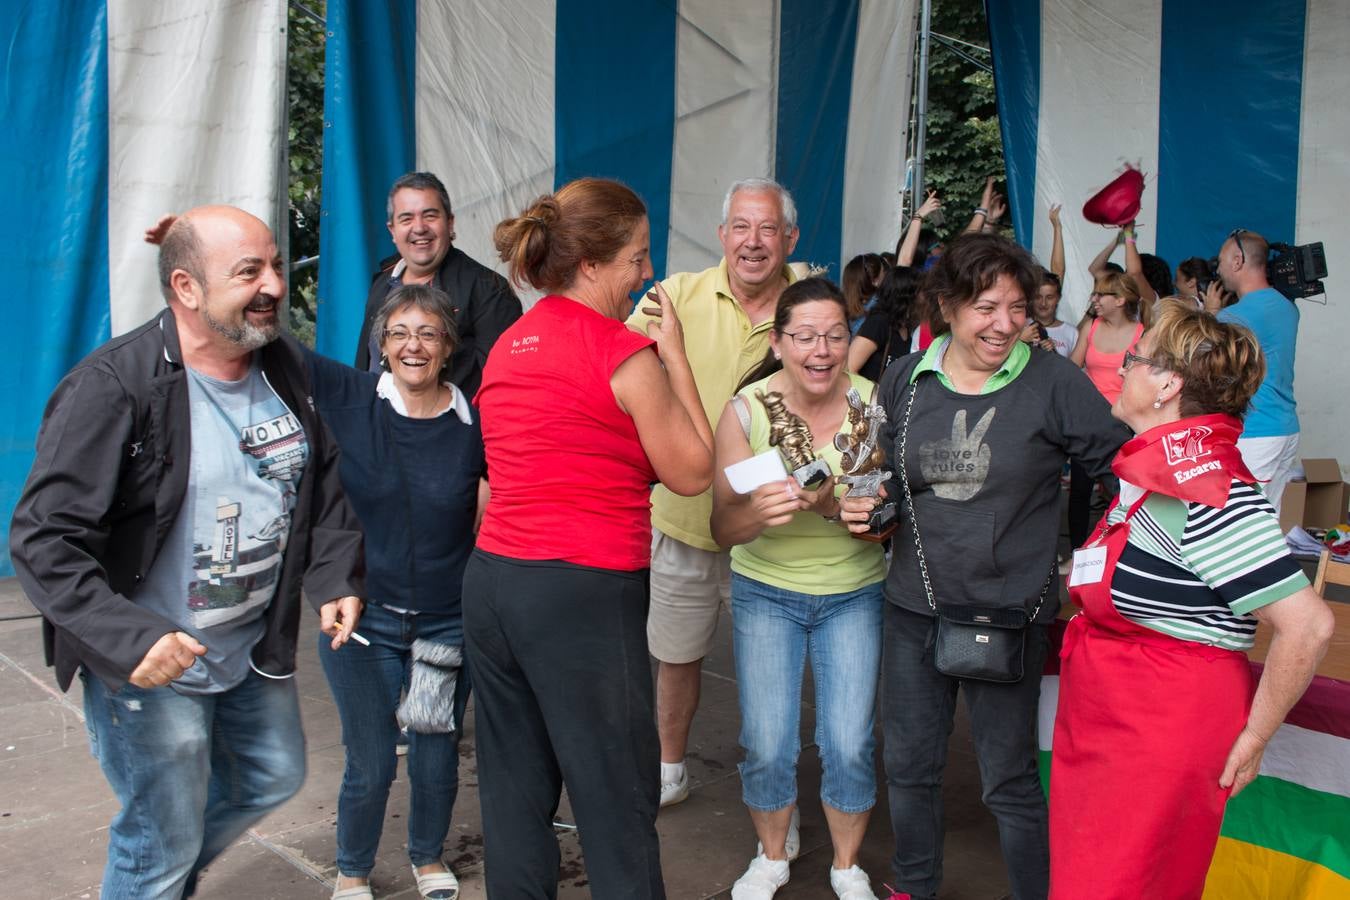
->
[711, 278, 886, 900]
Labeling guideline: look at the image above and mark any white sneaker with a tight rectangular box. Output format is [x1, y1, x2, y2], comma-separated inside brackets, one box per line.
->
[659, 765, 689, 807]
[755, 806, 800, 860]
[830, 864, 878, 900]
[731, 854, 790, 900]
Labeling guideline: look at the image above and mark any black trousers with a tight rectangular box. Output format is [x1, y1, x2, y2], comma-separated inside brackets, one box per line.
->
[881, 602, 1050, 900]
[463, 550, 664, 899]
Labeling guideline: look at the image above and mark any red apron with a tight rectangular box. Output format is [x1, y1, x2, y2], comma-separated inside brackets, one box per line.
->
[1048, 495, 1254, 900]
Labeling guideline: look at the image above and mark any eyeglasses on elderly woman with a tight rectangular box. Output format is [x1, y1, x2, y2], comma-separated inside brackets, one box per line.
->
[383, 327, 450, 346]
[1121, 350, 1165, 371]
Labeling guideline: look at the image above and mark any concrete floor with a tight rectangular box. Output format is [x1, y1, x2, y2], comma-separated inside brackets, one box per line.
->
[0, 574, 1017, 900]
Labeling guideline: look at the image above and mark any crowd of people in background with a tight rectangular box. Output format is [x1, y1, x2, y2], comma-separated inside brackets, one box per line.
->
[9, 169, 1337, 900]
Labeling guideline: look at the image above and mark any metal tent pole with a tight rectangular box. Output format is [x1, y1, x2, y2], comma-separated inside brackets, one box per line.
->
[912, 0, 933, 203]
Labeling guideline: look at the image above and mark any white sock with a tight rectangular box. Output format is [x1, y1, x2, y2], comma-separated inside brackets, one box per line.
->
[660, 760, 685, 783]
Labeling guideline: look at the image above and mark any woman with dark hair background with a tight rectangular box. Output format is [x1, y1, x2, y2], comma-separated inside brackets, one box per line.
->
[848, 265, 922, 381]
[1174, 256, 1210, 308]
[842, 252, 887, 334]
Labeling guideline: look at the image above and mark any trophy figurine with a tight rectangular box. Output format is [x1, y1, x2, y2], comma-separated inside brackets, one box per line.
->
[755, 389, 832, 489]
[834, 388, 897, 542]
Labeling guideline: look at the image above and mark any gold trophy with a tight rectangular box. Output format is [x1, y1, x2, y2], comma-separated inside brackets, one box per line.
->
[834, 388, 897, 542]
[755, 389, 832, 489]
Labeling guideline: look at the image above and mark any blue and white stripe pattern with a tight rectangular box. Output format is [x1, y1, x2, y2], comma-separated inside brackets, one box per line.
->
[1, 1, 287, 574]
[987, 0, 1350, 462]
[316, 0, 914, 361]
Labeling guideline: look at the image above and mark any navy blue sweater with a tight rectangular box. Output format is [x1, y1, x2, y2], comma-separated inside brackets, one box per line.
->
[304, 349, 484, 615]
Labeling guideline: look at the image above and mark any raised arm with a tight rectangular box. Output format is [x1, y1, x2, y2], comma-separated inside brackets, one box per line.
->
[897, 190, 941, 265]
[1048, 204, 1065, 280]
[613, 283, 714, 497]
[1088, 228, 1121, 280]
[1121, 221, 1158, 307]
[965, 176, 996, 234]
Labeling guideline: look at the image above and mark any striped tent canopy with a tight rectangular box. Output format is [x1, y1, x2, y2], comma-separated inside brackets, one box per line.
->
[0, 0, 912, 574]
[987, 0, 1350, 462]
[0, 0, 289, 575]
[315, 0, 915, 360]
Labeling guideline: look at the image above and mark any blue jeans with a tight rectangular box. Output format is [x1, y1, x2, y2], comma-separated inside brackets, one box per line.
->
[318, 602, 469, 875]
[731, 573, 883, 814]
[881, 602, 1050, 900]
[81, 668, 307, 899]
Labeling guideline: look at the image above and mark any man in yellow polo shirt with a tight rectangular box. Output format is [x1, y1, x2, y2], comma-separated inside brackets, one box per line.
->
[627, 177, 800, 809]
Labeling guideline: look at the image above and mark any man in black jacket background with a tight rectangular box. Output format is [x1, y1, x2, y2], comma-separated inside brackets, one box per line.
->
[10, 205, 365, 898]
[353, 171, 522, 396]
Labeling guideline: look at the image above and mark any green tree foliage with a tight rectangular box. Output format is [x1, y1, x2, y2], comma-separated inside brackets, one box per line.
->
[920, 0, 1005, 240]
[286, 2, 325, 347]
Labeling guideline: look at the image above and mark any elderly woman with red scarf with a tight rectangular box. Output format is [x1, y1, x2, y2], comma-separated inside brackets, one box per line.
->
[1050, 301, 1335, 898]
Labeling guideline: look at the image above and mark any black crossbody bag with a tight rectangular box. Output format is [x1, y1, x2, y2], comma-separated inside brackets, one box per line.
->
[895, 378, 1054, 683]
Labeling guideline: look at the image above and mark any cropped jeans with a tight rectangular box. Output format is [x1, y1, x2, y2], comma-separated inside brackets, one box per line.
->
[318, 601, 469, 876]
[731, 573, 883, 814]
[81, 668, 307, 899]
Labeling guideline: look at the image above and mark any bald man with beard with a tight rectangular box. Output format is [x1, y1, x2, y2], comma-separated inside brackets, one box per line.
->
[11, 206, 365, 898]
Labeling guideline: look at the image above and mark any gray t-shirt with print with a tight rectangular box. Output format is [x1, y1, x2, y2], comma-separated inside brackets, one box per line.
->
[131, 361, 309, 693]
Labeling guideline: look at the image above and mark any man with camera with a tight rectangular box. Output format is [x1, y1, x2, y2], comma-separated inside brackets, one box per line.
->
[1211, 228, 1300, 515]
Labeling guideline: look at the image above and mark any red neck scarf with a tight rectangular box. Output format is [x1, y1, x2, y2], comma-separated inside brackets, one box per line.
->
[1112, 413, 1256, 507]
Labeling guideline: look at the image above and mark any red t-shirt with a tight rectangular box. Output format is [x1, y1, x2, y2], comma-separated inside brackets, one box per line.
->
[474, 296, 658, 571]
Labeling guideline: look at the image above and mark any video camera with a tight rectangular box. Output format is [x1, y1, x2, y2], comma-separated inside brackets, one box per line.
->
[1200, 240, 1328, 302]
[1267, 242, 1327, 301]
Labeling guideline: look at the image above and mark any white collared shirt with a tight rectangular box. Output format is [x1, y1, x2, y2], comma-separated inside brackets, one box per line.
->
[375, 372, 473, 424]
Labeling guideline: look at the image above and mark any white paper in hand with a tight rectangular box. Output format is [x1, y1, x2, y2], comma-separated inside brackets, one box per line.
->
[725, 450, 789, 494]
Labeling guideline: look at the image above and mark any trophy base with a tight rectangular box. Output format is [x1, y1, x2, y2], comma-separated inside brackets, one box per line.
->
[792, 459, 832, 490]
[851, 503, 897, 543]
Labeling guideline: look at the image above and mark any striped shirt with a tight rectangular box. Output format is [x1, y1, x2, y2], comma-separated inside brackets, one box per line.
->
[1104, 479, 1308, 650]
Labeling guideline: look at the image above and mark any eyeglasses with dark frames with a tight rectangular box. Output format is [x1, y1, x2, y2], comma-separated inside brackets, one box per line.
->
[1122, 350, 1163, 371]
[1228, 228, 1248, 268]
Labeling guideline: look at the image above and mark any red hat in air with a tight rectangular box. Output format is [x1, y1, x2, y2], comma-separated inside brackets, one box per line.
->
[1083, 165, 1145, 226]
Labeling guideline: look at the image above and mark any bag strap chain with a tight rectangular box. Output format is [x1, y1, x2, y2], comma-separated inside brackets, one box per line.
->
[895, 378, 1055, 619]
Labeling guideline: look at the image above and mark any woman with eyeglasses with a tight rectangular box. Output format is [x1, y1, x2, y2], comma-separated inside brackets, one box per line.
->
[840, 234, 1129, 900]
[1066, 270, 1145, 551]
[1049, 301, 1335, 898]
[303, 283, 484, 900]
[711, 278, 888, 900]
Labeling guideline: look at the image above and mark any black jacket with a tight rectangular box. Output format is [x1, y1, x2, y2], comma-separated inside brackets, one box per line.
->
[354, 247, 522, 397]
[9, 310, 366, 692]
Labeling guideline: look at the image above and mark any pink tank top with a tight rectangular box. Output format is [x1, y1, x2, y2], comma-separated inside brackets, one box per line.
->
[1083, 318, 1144, 404]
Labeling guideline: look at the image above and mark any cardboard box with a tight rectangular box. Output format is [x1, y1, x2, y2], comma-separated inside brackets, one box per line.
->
[1280, 458, 1350, 534]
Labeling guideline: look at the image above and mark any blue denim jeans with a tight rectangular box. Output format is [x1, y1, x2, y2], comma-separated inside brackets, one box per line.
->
[731, 573, 883, 814]
[318, 601, 469, 875]
[81, 668, 307, 899]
